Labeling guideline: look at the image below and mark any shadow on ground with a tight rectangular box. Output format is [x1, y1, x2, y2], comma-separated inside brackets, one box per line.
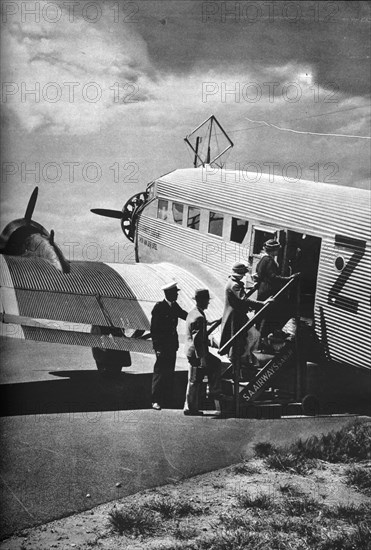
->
[0, 371, 188, 416]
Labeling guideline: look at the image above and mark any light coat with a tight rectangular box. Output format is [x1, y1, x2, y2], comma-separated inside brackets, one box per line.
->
[184, 306, 208, 361]
[219, 275, 263, 355]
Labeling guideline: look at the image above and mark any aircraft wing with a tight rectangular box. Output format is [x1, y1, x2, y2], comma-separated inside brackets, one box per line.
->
[0, 255, 223, 355]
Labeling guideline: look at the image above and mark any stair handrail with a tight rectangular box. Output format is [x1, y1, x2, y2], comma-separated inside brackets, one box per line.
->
[207, 318, 222, 336]
[219, 277, 298, 355]
[206, 283, 258, 338]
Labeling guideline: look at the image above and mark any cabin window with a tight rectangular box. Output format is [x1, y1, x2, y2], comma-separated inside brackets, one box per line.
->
[187, 206, 200, 230]
[208, 211, 223, 237]
[231, 217, 249, 244]
[172, 202, 184, 225]
[253, 229, 276, 254]
[157, 199, 168, 221]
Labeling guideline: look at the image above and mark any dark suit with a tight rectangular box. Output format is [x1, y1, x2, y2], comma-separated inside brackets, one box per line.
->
[151, 300, 187, 407]
[184, 306, 221, 412]
[256, 255, 291, 300]
[255, 255, 293, 335]
[219, 275, 263, 356]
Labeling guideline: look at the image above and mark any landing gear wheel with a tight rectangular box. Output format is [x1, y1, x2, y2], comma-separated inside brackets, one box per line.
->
[121, 191, 148, 242]
[92, 348, 131, 379]
[302, 394, 320, 416]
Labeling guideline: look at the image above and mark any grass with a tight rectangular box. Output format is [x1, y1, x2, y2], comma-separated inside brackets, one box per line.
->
[270, 516, 322, 542]
[108, 504, 158, 537]
[278, 482, 306, 497]
[323, 502, 371, 523]
[290, 421, 371, 463]
[317, 522, 371, 550]
[157, 523, 371, 550]
[236, 491, 275, 510]
[171, 523, 199, 540]
[218, 511, 254, 530]
[160, 528, 308, 550]
[232, 461, 260, 475]
[254, 421, 371, 476]
[108, 496, 202, 539]
[109, 492, 371, 549]
[282, 495, 322, 516]
[146, 495, 203, 519]
[345, 465, 371, 495]
[108, 423, 371, 548]
[211, 481, 225, 489]
[265, 449, 316, 475]
[254, 442, 276, 458]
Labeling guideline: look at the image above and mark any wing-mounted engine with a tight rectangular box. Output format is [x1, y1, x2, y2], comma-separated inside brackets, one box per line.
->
[0, 187, 70, 273]
[91, 190, 148, 243]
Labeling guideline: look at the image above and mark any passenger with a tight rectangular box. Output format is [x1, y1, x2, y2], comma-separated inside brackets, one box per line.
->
[254, 239, 297, 300]
[219, 262, 265, 368]
[151, 282, 187, 410]
[254, 239, 299, 337]
[183, 289, 222, 416]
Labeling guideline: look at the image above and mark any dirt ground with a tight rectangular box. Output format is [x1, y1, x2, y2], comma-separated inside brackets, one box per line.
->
[1, 455, 370, 550]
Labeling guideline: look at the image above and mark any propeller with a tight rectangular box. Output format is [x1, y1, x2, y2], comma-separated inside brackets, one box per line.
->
[24, 186, 39, 222]
[90, 208, 123, 219]
[91, 191, 148, 242]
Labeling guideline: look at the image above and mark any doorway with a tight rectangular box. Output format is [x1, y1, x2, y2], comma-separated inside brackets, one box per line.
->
[282, 231, 322, 320]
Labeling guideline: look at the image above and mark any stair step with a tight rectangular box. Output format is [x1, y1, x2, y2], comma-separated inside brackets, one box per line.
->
[244, 403, 283, 419]
[253, 352, 275, 363]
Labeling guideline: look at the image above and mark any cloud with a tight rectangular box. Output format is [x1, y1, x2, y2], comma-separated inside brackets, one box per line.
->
[1, 2, 155, 134]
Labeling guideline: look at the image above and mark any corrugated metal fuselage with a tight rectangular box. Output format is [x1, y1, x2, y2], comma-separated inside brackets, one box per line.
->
[137, 168, 371, 383]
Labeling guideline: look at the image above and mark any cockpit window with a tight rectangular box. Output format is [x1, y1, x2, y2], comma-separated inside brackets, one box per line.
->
[157, 199, 168, 221]
[231, 217, 249, 244]
[209, 211, 223, 237]
[187, 206, 200, 230]
[172, 203, 184, 225]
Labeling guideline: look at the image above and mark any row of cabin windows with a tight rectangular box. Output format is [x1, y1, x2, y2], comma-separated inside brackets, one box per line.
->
[157, 199, 250, 245]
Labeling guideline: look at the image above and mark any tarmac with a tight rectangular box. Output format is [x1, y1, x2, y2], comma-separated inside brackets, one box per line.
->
[0, 338, 368, 539]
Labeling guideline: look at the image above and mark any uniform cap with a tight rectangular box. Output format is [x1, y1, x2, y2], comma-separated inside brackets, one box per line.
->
[192, 288, 211, 301]
[264, 239, 281, 251]
[161, 282, 180, 292]
[231, 262, 249, 274]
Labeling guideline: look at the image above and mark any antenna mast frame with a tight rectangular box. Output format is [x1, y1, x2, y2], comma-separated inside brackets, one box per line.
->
[184, 115, 234, 168]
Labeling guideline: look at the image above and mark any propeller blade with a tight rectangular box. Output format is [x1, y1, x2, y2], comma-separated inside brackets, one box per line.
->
[90, 208, 123, 219]
[24, 187, 39, 221]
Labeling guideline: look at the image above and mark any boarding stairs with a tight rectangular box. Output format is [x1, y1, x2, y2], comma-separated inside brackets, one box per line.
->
[207, 278, 309, 418]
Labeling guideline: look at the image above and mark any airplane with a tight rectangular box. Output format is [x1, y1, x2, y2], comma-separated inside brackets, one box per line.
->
[1, 115, 370, 417]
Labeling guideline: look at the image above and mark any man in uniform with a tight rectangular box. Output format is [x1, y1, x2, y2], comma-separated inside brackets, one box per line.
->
[151, 282, 187, 410]
[183, 288, 221, 416]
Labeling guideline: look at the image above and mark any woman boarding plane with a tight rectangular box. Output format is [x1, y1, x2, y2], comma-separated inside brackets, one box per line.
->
[1, 116, 370, 415]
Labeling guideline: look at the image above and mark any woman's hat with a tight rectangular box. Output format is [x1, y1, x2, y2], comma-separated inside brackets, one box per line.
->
[264, 239, 281, 251]
[231, 262, 249, 274]
[193, 288, 211, 301]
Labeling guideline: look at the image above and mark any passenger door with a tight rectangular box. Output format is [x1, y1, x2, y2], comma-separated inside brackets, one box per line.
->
[250, 225, 279, 274]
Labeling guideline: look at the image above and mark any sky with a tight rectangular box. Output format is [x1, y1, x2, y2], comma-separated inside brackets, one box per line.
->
[1, 0, 370, 261]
